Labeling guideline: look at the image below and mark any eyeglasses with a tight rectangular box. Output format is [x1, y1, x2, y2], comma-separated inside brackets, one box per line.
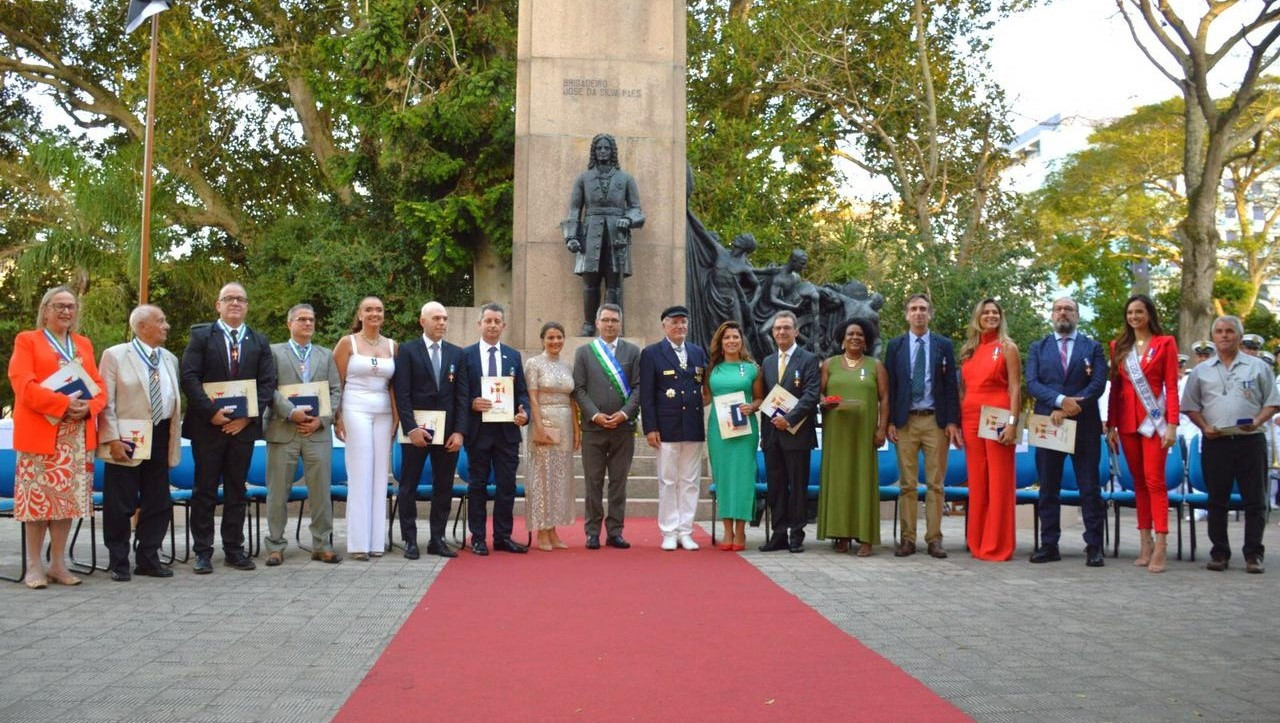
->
[50, 303, 78, 312]
[292, 317, 316, 324]
[220, 296, 248, 304]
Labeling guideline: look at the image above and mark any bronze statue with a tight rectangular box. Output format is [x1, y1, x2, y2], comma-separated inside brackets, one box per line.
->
[685, 164, 882, 361]
[562, 133, 645, 336]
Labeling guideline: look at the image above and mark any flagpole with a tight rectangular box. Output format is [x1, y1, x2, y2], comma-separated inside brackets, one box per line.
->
[138, 13, 160, 305]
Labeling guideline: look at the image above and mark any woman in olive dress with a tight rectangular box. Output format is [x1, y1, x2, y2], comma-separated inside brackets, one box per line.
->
[818, 318, 888, 556]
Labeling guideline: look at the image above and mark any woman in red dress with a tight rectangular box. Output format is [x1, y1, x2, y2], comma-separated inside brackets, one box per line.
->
[1106, 294, 1179, 573]
[959, 298, 1021, 562]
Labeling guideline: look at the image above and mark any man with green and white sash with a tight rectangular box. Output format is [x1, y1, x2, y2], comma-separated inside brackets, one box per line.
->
[572, 303, 641, 549]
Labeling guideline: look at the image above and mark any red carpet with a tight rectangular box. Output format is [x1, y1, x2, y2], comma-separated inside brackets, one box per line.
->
[336, 521, 969, 722]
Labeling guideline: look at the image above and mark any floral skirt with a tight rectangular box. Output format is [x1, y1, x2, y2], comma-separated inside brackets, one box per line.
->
[15, 419, 94, 521]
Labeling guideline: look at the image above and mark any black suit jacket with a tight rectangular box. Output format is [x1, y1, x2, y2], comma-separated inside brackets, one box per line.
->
[884, 331, 960, 428]
[759, 345, 820, 450]
[1025, 333, 1108, 437]
[461, 342, 530, 445]
[638, 339, 708, 442]
[180, 322, 277, 442]
[393, 336, 471, 440]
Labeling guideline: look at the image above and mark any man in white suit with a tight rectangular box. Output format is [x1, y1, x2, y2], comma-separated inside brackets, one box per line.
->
[263, 303, 343, 565]
[99, 304, 182, 581]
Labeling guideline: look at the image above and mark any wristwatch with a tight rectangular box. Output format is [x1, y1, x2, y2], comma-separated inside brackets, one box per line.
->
[1007, 415, 1018, 425]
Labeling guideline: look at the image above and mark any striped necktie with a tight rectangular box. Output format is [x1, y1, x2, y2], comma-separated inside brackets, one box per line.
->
[148, 351, 164, 426]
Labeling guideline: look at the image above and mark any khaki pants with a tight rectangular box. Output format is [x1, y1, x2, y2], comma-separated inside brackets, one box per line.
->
[896, 413, 948, 544]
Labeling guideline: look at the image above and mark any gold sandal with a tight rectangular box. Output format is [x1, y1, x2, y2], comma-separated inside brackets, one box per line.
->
[25, 577, 48, 590]
[47, 572, 82, 586]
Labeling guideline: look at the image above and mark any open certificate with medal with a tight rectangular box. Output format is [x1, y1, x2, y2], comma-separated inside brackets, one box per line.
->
[203, 380, 258, 419]
[279, 382, 331, 418]
[712, 390, 753, 439]
[40, 359, 101, 424]
[481, 376, 515, 422]
[99, 419, 153, 461]
[976, 405, 1015, 442]
[1025, 414, 1077, 453]
[397, 410, 447, 444]
[760, 384, 804, 434]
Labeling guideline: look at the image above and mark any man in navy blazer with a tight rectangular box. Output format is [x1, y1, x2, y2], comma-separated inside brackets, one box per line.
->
[461, 302, 530, 555]
[393, 301, 472, 559]
[884, 293, 961, 558]
[758, 311, 821, 553]
[180, 282, 277, 574]
[1025, 297, 1109, 566]
[639, 305, 708, 551]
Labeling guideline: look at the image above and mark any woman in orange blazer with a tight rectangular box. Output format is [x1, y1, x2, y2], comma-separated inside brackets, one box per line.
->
[1106, 294, 1179, 573]
[7, 286, 107, 588]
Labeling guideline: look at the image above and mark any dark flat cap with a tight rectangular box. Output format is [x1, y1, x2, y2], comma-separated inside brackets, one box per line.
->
[660, 305, 689, 320]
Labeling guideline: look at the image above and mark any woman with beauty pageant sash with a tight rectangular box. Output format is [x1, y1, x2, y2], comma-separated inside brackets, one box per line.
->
[1106, 294, 1179, 573]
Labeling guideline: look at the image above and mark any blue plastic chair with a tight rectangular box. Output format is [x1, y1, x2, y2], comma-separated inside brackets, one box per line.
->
[0, 448, 28, 583]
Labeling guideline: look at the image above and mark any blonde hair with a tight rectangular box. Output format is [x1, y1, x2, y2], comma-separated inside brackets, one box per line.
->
[959, 298, 1011, 362]
[36, 286, 78, 332]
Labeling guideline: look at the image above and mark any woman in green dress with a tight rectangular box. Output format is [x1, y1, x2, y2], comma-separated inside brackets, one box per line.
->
[703, 321, 764, 551]
[819, 318, 888, 556]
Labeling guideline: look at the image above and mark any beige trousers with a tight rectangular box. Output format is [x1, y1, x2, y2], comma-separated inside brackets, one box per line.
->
[896, 413, 948, 544]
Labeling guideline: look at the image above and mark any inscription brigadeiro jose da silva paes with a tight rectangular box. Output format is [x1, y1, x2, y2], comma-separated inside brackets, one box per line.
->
[562, 78, 642, 98]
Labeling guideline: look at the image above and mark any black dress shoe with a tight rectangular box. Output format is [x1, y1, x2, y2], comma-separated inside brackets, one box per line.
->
[110, 569, 131, 582]
[1029, 546, 1061, 563]
[193, 555, 213, 575]
[403, 542, 420, 560]
[1206, 557, 1229, 571]
[1085, 546, 1105, 567]
[471, 539, 490, 556]
[788, 541, 806, 553]
[606, 535, 631, 549]
[133, 565, 174, 578]
[585, 535, 601, 550]
[224, 552, 256, 570]
[758, 535, 789, 552]
[426, 539, 457, 558]
[493, 538, 529, 554]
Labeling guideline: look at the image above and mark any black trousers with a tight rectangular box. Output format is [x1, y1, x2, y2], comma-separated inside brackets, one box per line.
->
[1204, 434, 1268, 561]
[466, 428, 519, 542]
[1035, 432, 1105, 548]
[398, 442, 459, 543]
[190, 433, 254, 556]
[103, 421, 174, 572]
[764, 444, 810, 540]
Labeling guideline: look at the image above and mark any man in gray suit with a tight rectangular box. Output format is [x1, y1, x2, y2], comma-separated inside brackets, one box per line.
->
[263, 304, 342, 565]
[572, 303, 641, 549]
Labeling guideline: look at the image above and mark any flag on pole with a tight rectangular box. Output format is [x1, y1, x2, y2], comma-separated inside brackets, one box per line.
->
[125, 0, 172, 34]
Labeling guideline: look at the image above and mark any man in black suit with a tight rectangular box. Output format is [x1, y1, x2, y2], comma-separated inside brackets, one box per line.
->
[461, 302, 530, 555]
[638, 305, 708, 551]
[1025, 297, 1109, 566]
[393, 301, 471, 559]
[758, 311, 821, 553]
[884, 293, 961, 559]
[572, 303, 641, 549]
[180, 282, 277, 574]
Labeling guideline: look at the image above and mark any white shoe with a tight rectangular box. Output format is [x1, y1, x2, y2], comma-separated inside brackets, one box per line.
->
[679, 535, 700, 551]
[661, 535, 678, 551]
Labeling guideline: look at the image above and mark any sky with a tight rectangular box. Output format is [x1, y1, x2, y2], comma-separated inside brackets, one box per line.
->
[989, 1, 1255, 139]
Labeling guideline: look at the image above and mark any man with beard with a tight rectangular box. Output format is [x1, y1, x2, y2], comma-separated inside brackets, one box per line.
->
[1024, 297, 1109, 566]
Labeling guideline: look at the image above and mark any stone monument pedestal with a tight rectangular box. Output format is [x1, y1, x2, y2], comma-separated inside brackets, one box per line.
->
[509, 0, 687, 350]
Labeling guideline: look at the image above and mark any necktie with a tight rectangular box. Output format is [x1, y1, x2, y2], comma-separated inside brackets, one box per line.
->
[299, 345, 311, 383]
[1059, 337, 1070, 374]
[487, 346, 498, 377]
[778, 350, 787, 381]
[911, 337, 926, 402]
[431, 342, 442, 381]
[148, 351, 164, 426]
[229, 329, 240, 376]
